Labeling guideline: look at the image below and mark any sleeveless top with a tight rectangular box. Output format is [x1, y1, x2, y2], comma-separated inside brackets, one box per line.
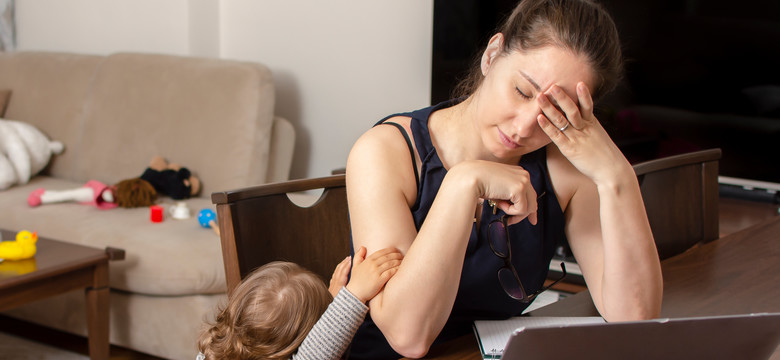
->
[347, 100, 567, 360]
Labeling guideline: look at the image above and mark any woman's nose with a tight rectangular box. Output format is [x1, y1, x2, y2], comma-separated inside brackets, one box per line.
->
[512, 112, 539, 138]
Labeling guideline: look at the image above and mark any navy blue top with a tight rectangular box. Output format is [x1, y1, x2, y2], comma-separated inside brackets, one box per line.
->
[348, 100, 567, 359]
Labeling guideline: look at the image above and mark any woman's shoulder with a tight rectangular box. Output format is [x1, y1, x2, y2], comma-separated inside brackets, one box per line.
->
[352, 115, 413, 154]
[347, 115, 419, 206]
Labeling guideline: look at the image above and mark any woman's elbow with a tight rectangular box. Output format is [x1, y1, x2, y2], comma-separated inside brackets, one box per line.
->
[376, 319, 435, 358]
[603, 298, 662, 322]
[386, 334, 432, 359]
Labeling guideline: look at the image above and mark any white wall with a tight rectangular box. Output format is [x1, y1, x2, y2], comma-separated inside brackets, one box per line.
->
[15, 0, 433, 179]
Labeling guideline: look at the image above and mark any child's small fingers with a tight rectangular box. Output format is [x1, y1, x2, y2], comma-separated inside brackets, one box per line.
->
[338, 256, 352, 273]
[369, 249, 404, 262]
[353, 247, 367, 266]
[379, 267, 400, 283]
[366, 247, 397, 259]
[376, 259, 402, 273]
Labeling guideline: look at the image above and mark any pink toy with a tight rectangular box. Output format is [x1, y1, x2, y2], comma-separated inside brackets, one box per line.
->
[28, 180, 118, 210]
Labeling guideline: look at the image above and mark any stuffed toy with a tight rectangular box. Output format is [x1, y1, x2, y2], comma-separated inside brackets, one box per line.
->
[0, 119, 64, 190]
[28, 156, 201, 209]
[139, 155, 201, 200]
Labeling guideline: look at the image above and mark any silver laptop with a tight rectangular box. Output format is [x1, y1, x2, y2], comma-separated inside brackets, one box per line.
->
[501, 313, 780, 360]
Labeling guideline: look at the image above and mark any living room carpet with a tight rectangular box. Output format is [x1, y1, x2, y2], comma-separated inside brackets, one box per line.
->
[0, 331, 87, 360]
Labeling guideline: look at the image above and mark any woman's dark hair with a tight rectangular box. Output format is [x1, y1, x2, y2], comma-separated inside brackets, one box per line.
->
[453, 0, 623, 102]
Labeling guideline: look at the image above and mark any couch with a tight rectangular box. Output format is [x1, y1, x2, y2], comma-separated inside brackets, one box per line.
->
[0, 51, 294, 359]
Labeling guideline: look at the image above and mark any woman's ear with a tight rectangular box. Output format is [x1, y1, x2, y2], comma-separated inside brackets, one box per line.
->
[481, 33, 504, 76]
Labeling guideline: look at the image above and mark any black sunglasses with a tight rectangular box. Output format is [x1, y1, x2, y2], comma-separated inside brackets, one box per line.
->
[487, 214, 567, 303]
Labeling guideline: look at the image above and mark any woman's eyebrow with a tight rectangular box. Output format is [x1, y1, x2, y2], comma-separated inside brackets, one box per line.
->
[518, 70, 541, 92]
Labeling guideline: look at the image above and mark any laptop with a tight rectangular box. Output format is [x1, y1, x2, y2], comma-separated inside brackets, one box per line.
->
[498, 313, 780, 360]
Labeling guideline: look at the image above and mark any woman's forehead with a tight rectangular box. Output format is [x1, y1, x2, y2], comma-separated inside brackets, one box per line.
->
[503, 46, 595, 93]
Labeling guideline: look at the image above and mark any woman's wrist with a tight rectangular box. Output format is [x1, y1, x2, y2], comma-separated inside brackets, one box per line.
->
[593, 161, 637, 194]
[444, 161, 484, 201]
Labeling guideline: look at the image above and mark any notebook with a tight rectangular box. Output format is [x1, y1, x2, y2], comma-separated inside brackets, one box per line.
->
[474, 313, 780, 360]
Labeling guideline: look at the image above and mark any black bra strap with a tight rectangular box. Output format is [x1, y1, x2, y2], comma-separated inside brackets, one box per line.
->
[380, 122, 420, 186]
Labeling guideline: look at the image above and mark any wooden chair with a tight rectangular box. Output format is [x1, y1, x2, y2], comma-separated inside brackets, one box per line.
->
[632, 148, 722, 259]
[213, 149, 721, 294]
[211, 175, 350, 295]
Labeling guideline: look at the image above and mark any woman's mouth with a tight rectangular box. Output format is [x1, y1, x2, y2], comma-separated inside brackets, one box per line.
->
[497, 128, 520, 149]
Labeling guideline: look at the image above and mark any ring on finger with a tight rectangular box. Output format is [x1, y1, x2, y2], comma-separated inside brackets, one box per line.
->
[559, 123, 570, 132]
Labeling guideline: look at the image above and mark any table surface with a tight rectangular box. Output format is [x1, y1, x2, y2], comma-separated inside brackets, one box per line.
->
[401, 216, 780, 359]
[0, 229, 118, 360]
[0, 229, 109, 290]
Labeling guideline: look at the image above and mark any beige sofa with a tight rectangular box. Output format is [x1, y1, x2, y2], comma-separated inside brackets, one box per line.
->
[0, 51, 294, 359]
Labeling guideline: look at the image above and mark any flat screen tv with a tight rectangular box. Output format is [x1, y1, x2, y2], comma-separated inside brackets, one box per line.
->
[432, 0, 780, 196]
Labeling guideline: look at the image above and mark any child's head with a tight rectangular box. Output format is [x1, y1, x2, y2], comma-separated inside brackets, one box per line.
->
[198, 261, 332, 359]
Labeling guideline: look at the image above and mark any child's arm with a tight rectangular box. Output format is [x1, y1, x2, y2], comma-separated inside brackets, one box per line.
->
[293, 287, 368, 360]
[293, 247, 402, 360]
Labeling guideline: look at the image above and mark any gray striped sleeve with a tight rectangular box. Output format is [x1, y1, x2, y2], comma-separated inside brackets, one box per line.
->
[292, 287, 369, 360]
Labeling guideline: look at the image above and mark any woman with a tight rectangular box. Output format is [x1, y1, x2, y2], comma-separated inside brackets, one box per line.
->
[346, 0, 663, 358]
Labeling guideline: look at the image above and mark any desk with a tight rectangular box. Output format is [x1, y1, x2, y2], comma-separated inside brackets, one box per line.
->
[403, 216, 780, 359]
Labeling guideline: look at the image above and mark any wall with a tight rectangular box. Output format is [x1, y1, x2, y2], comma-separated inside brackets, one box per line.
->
[15, 0, 433, 179]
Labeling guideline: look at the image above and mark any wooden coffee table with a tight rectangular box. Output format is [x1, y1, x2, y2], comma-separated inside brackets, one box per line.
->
[0, 229, 124, 360]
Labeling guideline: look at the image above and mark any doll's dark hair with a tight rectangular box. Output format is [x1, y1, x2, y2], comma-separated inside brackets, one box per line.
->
[453, 0, 623, 102]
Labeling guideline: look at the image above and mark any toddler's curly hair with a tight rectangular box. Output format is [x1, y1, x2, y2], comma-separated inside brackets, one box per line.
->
[197, 261, 332, 359]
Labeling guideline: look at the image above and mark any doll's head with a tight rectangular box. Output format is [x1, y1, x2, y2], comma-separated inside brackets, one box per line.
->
[198, 261, 332, 360]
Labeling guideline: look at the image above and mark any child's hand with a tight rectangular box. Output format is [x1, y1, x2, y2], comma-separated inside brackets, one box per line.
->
[346, 246, 403, 303]
[329, 256, 352, 298]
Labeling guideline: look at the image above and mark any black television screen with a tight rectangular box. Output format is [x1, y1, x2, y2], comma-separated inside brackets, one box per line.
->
[432, 0, 780, 187]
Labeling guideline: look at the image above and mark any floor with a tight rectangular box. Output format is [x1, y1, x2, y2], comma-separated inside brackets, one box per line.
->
[0, 315, 162, 360]
[1, 196, 777, 359]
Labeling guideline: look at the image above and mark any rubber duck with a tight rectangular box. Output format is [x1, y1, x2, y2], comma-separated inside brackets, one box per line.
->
[0, 230, 38, 260]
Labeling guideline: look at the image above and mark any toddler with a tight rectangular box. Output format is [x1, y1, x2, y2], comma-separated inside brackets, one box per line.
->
[197, 246, 402, 359]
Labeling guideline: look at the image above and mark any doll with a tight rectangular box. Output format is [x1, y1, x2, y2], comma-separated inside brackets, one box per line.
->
[28, 156, 200, 209]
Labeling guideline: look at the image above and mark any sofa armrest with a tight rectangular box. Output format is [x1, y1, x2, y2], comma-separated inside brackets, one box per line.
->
[267, 116, 296, 183]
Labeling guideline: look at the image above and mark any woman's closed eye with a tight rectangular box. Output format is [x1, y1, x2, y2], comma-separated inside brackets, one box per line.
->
[514, 87, 532, 100]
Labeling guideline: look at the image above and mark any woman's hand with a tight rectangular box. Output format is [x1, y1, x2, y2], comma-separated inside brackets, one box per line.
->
[328, 255, 352, 298]
[454, 160, 539, 225]
[346, 246, 404, 303]
[536, 82, 632, 185]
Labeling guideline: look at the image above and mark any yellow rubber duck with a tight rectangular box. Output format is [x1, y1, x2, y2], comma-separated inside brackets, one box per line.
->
[0, 230, 38, 260]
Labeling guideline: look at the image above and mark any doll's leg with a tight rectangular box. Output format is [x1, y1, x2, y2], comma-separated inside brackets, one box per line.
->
[28, 187, 95, 206]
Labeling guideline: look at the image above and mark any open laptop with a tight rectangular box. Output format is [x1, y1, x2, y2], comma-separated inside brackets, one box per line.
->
[499, 313, 780, 360]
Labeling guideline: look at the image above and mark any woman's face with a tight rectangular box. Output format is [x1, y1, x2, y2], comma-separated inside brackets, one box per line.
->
[474, 40, 595, 161]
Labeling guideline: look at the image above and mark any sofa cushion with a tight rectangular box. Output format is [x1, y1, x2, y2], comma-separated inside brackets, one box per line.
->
[0, 52, 104, 180]
[70, 53, 276, 197]
[1, 176, 227, 295]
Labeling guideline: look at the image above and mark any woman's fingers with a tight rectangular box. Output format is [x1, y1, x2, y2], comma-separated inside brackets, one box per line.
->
[576, 82, 594, 120]
[537, 92, 571, 134]
[546, 85, 584, 129]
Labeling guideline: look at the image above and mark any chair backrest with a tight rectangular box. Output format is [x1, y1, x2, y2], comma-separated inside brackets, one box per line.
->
[212, 149, 722, 293]
[632, 149, 722, 260]
[212, 175, 350, 295]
